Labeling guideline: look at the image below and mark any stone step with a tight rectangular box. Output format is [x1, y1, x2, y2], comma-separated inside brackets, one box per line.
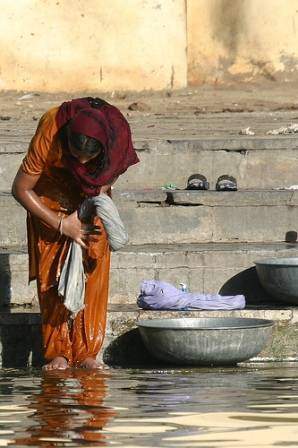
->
[2, 190, 298, 246]
[2, 242, 298, 307]
[0, 304, 296, 367]
[2, 137, 298, 191]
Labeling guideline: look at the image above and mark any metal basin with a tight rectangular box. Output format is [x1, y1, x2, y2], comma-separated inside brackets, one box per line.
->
[138, 318, 274, 366]
[255, 257, 298, 305]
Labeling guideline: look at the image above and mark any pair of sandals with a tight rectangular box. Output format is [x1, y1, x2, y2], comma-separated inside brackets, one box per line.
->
[186, 174, 237, 191]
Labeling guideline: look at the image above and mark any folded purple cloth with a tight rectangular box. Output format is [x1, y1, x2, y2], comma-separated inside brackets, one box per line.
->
[137, 280, 245, 310]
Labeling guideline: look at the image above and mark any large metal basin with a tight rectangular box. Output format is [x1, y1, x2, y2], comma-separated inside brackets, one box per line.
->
[255, 257, 298, 305]
[138, 318, 274, 366]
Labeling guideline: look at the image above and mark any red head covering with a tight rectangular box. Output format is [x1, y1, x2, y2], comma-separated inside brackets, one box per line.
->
[56, 97, 139, 196]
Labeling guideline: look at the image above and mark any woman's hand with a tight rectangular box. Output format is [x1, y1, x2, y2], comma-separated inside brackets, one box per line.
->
[100, 177, 118, 195]
[62, 211, 101, 249]
[100, 184, 112, 194]
[12, 169, 101, 250]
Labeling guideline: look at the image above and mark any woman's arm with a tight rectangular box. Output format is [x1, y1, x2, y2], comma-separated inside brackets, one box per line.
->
[12, 168, 61, 230]
[12, 168, 94, 248]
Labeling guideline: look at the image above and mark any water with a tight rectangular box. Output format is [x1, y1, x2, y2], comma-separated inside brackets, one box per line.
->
[0, 365, 296, 447]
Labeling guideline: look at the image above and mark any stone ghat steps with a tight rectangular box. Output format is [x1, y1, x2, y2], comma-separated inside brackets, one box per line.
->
[2, 189, 298, 246]
[0, 304, 297, 367]
[2, 136, 298, 191]
[2, 108, 298, 149]
[1, 242, 298, 307]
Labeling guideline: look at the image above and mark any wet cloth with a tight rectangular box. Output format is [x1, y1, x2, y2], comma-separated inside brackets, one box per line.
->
[56, 97, 139, 196]
[22, 107, 111, 364]
[58, 193, 128, 317]
[137, 280, 245, 310]
[79, 193, 128, 252]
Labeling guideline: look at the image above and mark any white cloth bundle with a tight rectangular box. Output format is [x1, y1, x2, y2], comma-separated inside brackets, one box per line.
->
[58, 193, 128, 317]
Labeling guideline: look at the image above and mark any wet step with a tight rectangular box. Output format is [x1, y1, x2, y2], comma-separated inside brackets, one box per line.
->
[0, 303, 297, 367]
[2, 242, 298, 307]
[2, 190, 298, 246]
[2, 136, 298, 191]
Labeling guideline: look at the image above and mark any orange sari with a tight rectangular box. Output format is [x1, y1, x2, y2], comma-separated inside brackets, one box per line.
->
[22, 108, 110, 365]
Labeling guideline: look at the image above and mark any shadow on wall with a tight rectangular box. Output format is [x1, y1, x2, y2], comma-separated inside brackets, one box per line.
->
[219, 266, 286, 307]
[103, 329, 156, 368]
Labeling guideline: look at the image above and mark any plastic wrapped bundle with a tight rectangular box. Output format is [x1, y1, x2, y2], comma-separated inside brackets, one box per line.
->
[137, 280, 245, 311]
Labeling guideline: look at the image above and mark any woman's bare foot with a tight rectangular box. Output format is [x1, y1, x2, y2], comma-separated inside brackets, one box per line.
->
[43, 356, 68, 371]
[79, 357, 107, 369]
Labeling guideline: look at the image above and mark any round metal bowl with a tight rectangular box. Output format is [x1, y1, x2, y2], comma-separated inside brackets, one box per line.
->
[255, 257, 298, 305]
[138, 318, 274, 366]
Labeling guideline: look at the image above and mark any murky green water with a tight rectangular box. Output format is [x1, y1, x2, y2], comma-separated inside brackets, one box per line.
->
[0, 365, 296, 447]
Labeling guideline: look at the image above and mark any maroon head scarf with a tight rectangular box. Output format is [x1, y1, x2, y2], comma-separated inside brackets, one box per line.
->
[56, 97, 139, 196]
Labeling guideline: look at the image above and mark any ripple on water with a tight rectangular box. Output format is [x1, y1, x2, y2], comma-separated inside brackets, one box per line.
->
[0, 366, 294, 446]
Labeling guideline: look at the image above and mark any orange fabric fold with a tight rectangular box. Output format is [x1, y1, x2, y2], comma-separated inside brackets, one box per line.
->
[22, 107, 111, 364]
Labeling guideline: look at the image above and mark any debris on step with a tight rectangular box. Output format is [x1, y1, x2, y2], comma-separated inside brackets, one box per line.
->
[161, 183, 179, 191]
[18, 93, 40, 100]
[239, 127, 255, 136]
[275, 185, 298, 190]
[194, 108, 207, 115]
[267, 123, 298, 135]
[128, 102, 151, 112]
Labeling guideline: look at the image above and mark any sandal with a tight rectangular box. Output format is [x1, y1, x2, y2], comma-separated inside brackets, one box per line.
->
[186, 174, 209, 191]
[216, 175, 237, 191]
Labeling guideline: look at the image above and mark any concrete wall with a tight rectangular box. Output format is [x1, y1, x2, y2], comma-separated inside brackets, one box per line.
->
[188, 0, 298, 84]
[1, 0, 298, 91]
[0, 0, 187, 92]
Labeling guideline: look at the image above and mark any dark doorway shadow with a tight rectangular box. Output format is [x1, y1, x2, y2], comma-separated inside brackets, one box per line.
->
[1, 323, 43, 368]
[0, 248, 43, 368]
[0, 250, 43, 367]
[0, 251, 11, 307]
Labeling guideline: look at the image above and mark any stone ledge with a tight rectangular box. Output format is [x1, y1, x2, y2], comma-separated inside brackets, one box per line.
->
[0, 305, 296, 367]
[2, 242, 298, 307]
[4, 189, 298, 206]
[2, 136, 298, 155]
[3, 191, 298, 246]
[3, 144, 298, 192]
[103, 307, 298, 365]
[0, 303, 296, 324]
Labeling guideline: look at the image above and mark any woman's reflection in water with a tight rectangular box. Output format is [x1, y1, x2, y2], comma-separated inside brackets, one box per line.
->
[14, 369, 116, 446]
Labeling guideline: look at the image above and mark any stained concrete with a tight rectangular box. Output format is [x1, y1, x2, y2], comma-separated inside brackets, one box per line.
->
[0, 0, 187, 92]
[188, 0, 298, 84]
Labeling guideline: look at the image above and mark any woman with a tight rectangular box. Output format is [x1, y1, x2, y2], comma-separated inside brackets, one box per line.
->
[12, 97, 139, 370]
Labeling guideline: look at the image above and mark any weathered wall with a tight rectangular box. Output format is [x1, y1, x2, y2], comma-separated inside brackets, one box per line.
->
[0, 0, 187, 92]
[1, 0, 298, 91]
[188, 0, 298, 84]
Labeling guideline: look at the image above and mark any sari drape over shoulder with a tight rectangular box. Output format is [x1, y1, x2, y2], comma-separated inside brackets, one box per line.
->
[21, 107, 111, 364]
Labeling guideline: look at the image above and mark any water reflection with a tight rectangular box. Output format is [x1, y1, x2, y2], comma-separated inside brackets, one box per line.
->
[12, 369, 116, 446]
[0, 366, 295, 447]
